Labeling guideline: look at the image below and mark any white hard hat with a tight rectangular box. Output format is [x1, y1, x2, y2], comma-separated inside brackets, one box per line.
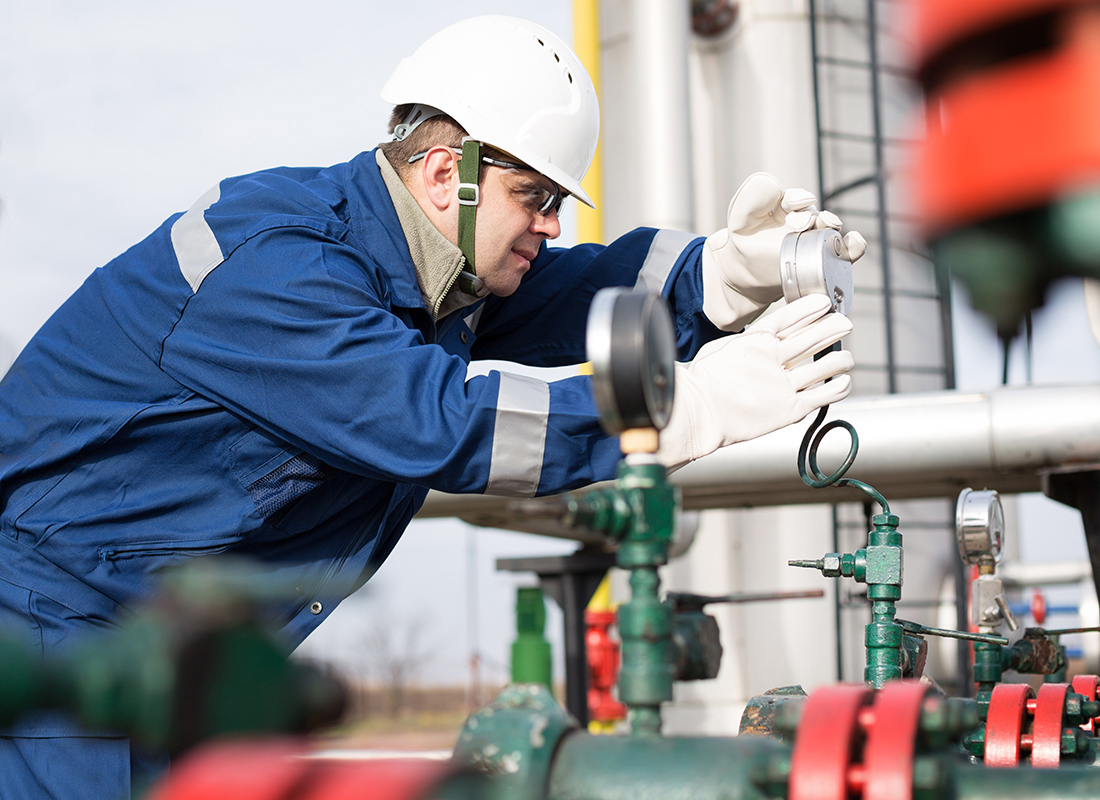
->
[381, 16, 600, 208]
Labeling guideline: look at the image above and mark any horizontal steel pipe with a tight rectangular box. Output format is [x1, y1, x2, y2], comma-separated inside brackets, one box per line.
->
[417, 384, 1100, 536]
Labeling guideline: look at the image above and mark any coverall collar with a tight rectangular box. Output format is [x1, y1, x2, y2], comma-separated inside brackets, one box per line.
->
[375, 150, 484, 321]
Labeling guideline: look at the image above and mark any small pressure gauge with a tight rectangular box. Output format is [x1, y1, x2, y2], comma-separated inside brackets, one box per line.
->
[780, 228, 854, 315]
[585, 288, 677, 436]
[955, 488, 1005, 568]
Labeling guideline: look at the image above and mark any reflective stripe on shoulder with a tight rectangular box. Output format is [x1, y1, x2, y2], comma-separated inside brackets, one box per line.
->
[633, 229, 700, 295]
[171, 183, 224, 293]
[486, 372, 550, 497]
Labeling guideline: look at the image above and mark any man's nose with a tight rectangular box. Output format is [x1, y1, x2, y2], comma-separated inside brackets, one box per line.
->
[532, 208, 561, 239]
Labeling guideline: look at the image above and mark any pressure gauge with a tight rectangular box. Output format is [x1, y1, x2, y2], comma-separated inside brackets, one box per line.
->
[780, 228, 854, 315]
[585, 288, 677, 436]
[955, 488, 1005, 568]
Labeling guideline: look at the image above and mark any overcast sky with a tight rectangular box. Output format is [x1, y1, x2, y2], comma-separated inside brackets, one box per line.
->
[3, 2, 1100, 686]
[0, 0, 578, 685]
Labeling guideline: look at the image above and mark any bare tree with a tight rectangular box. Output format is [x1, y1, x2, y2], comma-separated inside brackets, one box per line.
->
[365, 613, 434, 717]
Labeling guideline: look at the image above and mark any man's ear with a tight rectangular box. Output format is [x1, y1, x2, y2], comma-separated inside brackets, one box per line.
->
[419, 146, 460, 212]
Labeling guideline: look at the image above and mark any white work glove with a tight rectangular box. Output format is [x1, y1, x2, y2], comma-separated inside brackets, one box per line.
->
[701, 173, 868, 331]
[656, 294, 854, 471]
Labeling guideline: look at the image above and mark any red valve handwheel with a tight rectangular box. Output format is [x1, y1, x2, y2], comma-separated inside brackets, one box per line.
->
[149, 741, 463, 800]
[1031, 683, 1069, 768]
[1030, 589, 1047, 626]
[790, 684, 874, 800]
[863, 680, 931, 800]
[985, 683, 1034, 767]
[1071, 675, 1100, 733]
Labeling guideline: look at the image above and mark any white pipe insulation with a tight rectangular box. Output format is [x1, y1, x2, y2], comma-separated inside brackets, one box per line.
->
[671, 383, 1100, 509]
[417, 384, 1100, 534]
[629, 0, 695, 232]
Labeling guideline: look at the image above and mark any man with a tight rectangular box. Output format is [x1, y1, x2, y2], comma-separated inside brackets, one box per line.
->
[0, 15, 862, 798]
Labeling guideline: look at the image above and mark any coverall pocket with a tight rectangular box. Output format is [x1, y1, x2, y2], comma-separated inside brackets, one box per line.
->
[0, 727, 135, 800]
[0, 572, 153, 799]
[229, 428, 340, 533]
[97, 537, 235, 562]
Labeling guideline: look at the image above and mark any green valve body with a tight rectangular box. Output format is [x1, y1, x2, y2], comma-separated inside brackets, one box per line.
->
[864, 513, 904, 687]
[613, 460, 677, 736]
[561, 458, 678, 736]
[512, 587, 552, 689]
[791, 513, 904, 688]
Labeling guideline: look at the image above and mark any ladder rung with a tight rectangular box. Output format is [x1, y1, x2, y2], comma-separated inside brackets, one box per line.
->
[853, 364, 951, 375]
[817, 56, 872, 69]
[852, 288, 943, 303]
[820, 130, 923, 148]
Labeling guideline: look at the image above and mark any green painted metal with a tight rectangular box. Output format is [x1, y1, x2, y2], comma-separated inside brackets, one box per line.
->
[453, 683, 578, 800]
[564, 458, 678, 736]
[512, 587, 552, 689]
[0, 561, 346, 753]
[950, 761, 1100, 798]
[974, 628, 1071, 715]
[737, 686, 806, 742]
[933, 190, 1100, 339]
[547, 732, 785, 800]
[864, 513, 904, 687]
[791, 513, 905, 689]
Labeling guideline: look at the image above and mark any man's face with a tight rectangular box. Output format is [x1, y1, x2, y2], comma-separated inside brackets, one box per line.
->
[471, 165, 563, 296]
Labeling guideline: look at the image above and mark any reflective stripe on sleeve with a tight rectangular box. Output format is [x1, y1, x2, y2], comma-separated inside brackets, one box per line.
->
[486, 372, 550, 497]
[171, 184, 224, 293]
[633, 229, 700, 295]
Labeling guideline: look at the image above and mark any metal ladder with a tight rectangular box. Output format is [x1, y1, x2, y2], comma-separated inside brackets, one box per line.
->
[808, 0, 955, 396]
[807, 0, 969, 691]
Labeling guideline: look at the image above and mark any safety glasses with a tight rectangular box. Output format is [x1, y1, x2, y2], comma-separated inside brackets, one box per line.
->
[407, 148, 568, 217]
[479, 155, 567, 217]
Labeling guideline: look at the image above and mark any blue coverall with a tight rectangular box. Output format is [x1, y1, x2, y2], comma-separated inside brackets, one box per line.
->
[0, 148, 718, 797]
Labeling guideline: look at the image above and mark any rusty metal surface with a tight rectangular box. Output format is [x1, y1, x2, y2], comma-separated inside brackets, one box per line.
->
[738, 686, 807, 742]
[1010, 629, 1067, 675]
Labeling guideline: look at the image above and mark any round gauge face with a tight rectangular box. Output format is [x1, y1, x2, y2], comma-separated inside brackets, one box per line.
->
[586, 288, 677, 435]
[955, 488, 1005, 566]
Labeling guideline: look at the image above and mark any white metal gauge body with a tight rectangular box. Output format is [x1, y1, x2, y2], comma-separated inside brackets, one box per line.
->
[955, 488, 1006, 568]
[780, 228, 854, 315]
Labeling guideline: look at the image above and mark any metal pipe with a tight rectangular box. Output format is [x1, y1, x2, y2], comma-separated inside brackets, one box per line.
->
[865, 0, 898, 394]
[630, 0, 694, 231]
[669, 383, 1100, 508]
[418, 384, 1100, 527]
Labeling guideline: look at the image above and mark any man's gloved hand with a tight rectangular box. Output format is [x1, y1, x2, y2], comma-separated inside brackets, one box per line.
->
[701, 173, 868, 331]
[656, 294, 854, 471]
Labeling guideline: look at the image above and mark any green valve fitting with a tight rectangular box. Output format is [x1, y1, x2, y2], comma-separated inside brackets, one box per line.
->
[554, 457, 680, 737]
[791, 513, 905, 688]
[511, 587, 552, 689]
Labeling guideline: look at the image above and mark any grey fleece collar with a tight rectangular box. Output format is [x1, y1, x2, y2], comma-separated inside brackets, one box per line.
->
[375, 150, 485, 321]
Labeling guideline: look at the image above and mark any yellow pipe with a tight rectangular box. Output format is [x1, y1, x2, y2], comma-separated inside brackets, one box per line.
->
[587, 573, 615, 613]
[573, 0, 604, 244]
[577, 3, 614, 735]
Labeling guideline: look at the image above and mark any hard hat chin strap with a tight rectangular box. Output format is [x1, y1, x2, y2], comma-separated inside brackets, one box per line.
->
[457, 138, 482, 295]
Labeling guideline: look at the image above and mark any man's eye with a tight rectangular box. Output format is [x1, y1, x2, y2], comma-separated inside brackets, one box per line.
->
[516, 186, 550, 211]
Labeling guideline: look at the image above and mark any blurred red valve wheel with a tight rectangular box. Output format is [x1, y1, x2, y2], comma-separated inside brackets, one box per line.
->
[985, 683, 1034, 767]
[148, 740, 466, 800]
[790, 684, 874, 800]
[863, 681, 931, 800]
[1031, 683, 1070, 768]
